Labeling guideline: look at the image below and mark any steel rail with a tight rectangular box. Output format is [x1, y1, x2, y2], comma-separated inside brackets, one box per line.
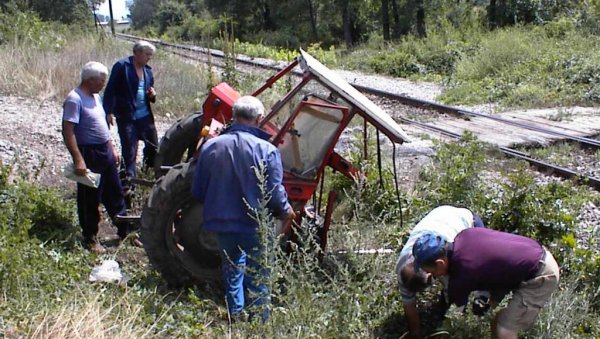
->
[399, 117, 600, 191]
[116, 34, 600, 190]
[117, 33, 600, 149]
[116, 33, 305, 76]
[356, 85, 600, 149]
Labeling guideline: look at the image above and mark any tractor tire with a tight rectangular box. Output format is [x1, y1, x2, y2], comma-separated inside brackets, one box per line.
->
[153, 112, 204, 178]
[141, 161, 221, 287]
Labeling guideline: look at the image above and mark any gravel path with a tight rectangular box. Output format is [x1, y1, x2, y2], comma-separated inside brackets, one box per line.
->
[0, 95, 171, 190]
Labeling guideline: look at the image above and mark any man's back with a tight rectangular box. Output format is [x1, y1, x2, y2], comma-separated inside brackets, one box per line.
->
[192, 123, 288, 233]
[448, 228, 544, 305]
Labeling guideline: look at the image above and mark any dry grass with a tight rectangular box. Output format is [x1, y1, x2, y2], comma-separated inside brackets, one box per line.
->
[0, 33, 210, 117]
[0, 35, 126, 101]
[27, 290, 160, 339]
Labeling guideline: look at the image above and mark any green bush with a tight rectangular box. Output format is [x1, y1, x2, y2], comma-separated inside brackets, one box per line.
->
[484, 165, 582, 244]
[368, 50, 422, 78]
[442, 26, 600, 107]
[414, 132, 489, 210]
[328, 132, 404, 224]
[0, 6, 69, 49]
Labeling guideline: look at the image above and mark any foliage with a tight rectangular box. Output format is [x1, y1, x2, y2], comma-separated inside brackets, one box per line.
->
[0, 164, 80, 297]
[156, 0, 189, 35]
[328, 129, 404, 224]
[129, 0, 160, 29]
[414, 132, 489, 210]
[0, 0, 101, 26]
[484, 164, 583, 244]
[0, 5, 69, 48]
[440, 25, 600, 107]
[369, 50, 422, 78]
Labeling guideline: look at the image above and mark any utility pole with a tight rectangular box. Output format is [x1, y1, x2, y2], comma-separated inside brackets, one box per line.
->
[108, 0, 116, 36]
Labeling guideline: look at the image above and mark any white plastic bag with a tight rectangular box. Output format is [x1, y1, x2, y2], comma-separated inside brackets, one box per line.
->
[63, 163, 101, 188]
[89, 259, 128, 284]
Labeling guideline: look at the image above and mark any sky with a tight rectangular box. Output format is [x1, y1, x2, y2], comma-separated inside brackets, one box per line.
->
[96, 0, 130, 20]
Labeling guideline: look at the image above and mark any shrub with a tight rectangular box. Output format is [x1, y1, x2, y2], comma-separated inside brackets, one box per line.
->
[0, 6, 68, 48]
[484, 164, 582, 244]
[368, 50, 422, 78]
[414, 132, 489, 210]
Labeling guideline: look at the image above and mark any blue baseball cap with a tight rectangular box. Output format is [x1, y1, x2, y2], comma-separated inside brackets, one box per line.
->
[412, 231, 446, 271]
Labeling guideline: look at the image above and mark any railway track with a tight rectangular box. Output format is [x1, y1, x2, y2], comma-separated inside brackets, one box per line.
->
[116, 33, 600, 191]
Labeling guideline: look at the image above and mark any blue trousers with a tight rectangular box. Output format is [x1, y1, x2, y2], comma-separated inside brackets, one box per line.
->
[216, 232, 270, 320]
[473, 213, 485, 228]
[117, 115, 158, 178]
[77, 142, 127, 241]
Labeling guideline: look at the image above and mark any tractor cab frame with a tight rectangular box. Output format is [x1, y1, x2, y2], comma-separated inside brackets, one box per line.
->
[141, 50, 410, 286]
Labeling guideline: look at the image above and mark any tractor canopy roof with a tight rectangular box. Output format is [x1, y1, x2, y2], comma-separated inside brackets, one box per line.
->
[299, 49, 411, 144]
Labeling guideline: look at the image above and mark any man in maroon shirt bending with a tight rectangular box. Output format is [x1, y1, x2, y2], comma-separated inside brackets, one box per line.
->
[412, 228, 559, 339]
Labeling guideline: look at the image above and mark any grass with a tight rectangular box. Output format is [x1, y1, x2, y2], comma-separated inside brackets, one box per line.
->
[0, 33, 211, 119]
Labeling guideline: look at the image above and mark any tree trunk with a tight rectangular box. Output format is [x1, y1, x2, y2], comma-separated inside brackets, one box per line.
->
[342, 1, 353, 47]
[382, 0, 390, 41]
[488, 0, 497, 29]
[263, 1, 276, 30]
[391, 0, 401, 39]
[307, 0, 319, 41]
[415, 0, 426, 38]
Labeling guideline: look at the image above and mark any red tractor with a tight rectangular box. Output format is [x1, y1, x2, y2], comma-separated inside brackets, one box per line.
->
[141, 50, 410, 286]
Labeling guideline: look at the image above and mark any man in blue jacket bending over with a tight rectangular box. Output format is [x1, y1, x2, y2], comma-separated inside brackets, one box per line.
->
[191, 96, 295, 321]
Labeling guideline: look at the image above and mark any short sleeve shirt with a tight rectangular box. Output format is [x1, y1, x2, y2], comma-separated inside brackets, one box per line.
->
[447, 228, 543, 306]
[62, 88, 110, 145]
[396, 205, 475, 303]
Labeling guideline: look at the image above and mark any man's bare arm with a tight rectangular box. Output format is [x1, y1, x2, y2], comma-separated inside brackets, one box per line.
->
[62, 121, 86, 176]
[403, 302, 423, 339]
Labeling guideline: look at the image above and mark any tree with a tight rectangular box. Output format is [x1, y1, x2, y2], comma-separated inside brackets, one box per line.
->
[415, 0, 426, 37]
[157, 0, 188, 34]
[381, 0, 390, 41]
[130, 0, 160, 29]
[0, 0, 102, 25]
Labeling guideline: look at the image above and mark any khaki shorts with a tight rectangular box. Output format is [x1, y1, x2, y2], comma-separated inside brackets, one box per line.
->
[497, 248, 560, 332]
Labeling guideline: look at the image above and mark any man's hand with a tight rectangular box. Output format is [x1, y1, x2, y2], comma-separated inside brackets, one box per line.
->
[147, 87, 156, 99]
[472, 295, 491, 316]
[285, 208, 296, 220]
[107, 113, 114, 126]
[403, 302, 423, 339]
[111, 142, 120, 165]
[74, 158, 87, 176]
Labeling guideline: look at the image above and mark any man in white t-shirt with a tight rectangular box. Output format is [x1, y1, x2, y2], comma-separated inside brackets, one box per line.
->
[396, 205, 486, 339]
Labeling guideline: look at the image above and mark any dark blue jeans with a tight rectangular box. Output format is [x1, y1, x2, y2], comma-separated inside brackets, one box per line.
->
[117, 115, 158, 178]
[473, 213, 485, 228]
[77, 142, 127, 241]
[216, 232, 270, 321]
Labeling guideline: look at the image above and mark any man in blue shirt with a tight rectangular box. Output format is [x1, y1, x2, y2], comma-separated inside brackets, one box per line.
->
[413, 228, 560, 339]
[103, 40, 158, 188]
[192, 96, 294, 321]
[62, 61, 130, 254]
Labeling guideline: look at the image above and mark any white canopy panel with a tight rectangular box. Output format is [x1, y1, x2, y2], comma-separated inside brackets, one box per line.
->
[299, 49, 411, 143]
